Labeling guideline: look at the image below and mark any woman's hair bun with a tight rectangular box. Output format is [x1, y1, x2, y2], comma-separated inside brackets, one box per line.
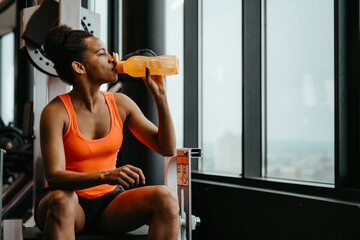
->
[42, 24, 93, 85]
[43, 25, 72, 63]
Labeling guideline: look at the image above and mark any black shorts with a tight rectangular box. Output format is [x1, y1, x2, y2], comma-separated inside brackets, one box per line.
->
[34, 186, 125, 234]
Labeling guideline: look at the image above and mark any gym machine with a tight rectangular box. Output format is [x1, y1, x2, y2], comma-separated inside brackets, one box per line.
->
[1, 104, 34, 240]
[1, 0, 100, 239]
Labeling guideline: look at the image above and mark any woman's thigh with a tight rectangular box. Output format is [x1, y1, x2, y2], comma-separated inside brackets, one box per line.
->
[36, 189, 86, 233]
[99, 185, 178, 233]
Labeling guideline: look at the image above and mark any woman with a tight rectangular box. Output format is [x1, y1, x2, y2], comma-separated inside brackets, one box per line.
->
[35, 25, 179, 240]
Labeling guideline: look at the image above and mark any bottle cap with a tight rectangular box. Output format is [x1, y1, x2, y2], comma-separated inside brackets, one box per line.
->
[113, 52, 124, 73]
[115, 61, 124, 73]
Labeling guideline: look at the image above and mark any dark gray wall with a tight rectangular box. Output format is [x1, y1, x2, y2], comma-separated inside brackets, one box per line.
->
[119, 0, 166, 186]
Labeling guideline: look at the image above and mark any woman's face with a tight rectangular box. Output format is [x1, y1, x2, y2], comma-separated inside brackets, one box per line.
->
[82, 37, 118, 84]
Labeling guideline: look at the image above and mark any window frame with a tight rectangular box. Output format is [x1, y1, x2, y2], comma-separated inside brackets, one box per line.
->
[187, 0, 360, 201]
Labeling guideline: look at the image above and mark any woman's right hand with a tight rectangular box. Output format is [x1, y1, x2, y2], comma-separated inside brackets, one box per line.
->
[104, 164, 146, 189]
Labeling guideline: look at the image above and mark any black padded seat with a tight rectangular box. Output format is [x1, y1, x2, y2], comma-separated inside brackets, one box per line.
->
[23, 225, 148, 240]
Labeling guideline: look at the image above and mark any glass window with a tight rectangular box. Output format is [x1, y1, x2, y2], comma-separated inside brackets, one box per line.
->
[165, 0, 184, 148]
[264, 0, 334, 183]
[0, 32, 15, 126]
[201, 0, 242, 175]
[93, 0, 108, 45]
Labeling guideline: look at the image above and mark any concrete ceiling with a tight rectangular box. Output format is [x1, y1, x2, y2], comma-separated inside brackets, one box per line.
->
[0, 1, 16, 37]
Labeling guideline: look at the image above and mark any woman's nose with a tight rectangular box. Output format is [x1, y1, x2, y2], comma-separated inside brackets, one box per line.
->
[108, 54, 114, 63]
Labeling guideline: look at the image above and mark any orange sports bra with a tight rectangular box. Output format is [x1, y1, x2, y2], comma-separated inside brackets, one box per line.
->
[58, 91, 123, 198]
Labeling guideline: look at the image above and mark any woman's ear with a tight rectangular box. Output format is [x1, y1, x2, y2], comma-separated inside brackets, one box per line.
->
[72, 61, 86, 74]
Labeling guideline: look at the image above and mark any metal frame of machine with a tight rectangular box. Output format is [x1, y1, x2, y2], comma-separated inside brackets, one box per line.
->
[165, 148, 202, 240]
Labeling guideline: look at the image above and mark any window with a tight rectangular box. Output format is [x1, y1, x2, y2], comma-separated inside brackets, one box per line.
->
[91, 0, 108, 45]
[263, 0, 334, 183]
[166, 0, 184, 148]
[0, 32, 15, 126]
[201, 0, 242, 175]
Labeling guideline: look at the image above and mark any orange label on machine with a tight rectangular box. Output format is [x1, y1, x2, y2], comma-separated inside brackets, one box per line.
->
[177, 156, 189, 165]
[177, 156, 189, 186]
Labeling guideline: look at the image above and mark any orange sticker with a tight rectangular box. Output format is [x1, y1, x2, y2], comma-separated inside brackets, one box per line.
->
[177, 156, 189, 165]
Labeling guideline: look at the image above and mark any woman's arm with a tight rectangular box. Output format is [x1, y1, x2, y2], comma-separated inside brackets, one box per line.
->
[116, 68, 176, 156]
[40, 99, 144, 190]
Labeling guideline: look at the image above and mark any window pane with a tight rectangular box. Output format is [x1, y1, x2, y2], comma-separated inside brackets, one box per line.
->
[202, 0, 242, 175]
[165, 0, 184, 148]
[94, 0, 108, 45]
[1, 32, 15, 125]
[264, 0, 334, 183]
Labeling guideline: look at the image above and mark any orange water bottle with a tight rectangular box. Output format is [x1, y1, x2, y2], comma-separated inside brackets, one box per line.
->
[113, 53, 179, 77]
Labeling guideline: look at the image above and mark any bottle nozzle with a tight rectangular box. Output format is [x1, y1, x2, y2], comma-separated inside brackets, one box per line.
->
[113, 52, 119, 63]
[113, 52, 124, 73]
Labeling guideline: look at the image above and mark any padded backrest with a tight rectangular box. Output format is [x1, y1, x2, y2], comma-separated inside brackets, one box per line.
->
[22, 101, 34, 139]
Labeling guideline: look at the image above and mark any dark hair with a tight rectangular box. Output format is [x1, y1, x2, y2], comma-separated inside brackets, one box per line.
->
[43, 25, 93, 85]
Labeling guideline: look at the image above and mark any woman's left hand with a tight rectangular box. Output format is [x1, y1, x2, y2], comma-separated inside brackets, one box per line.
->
[142, 67, 165, 97]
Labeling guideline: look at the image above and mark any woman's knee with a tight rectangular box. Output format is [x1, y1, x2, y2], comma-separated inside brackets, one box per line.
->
[47, 190, 78, 218]
[152, 186, 179, 217]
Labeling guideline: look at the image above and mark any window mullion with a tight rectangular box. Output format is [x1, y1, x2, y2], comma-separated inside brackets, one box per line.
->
[184, 0, 200, 146]
[243, 0, 262, 178]
[336, 0, 360, 189]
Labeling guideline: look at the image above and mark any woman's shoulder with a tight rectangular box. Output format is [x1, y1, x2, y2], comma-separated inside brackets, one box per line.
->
[41, 96, 68, 122]
[40, 96, 70, 137]
[44, 96, 65, 111]
[112, 92, 139, 122]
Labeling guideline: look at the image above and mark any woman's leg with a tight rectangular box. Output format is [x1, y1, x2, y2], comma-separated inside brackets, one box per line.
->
[36, 190, 86, 240]
[99, 185, 179, 240]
